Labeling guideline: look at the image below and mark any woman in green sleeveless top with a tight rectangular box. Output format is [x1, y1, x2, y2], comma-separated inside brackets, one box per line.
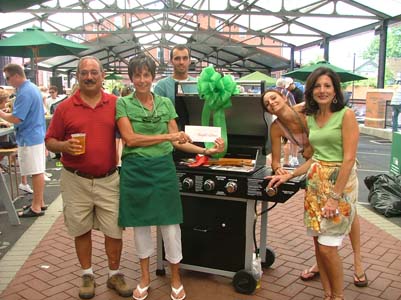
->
[116, 54, 224, 300]
[262, 88, 367, 287]
[267, 67, 360, 300]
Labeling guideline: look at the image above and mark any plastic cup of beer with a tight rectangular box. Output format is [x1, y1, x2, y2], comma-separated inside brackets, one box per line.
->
[71, 133, 86, 155]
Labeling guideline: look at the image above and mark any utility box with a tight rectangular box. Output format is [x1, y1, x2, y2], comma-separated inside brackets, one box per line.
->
[390, 132, 401, 175]
[365, 89, 393, 128]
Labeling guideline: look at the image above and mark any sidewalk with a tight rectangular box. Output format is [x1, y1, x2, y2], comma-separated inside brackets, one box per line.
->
[359, 124, 394, 141]
[1, 190, 401, 300]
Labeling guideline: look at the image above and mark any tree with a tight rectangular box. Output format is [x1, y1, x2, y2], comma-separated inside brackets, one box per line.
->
[363, 25, 401, 60]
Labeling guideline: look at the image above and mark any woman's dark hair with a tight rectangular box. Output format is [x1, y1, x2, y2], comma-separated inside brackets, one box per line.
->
[261, 88, 293, 144]
[304, 67, 344, 115]
[260, 88, 286, 113]
[128, 53, 156, 80]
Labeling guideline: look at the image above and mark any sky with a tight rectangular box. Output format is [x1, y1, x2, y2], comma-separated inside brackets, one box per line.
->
[288, 32, 376, 72]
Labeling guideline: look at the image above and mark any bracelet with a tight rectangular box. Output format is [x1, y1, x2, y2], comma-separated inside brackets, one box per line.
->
[329, 191, 342, 201]
[202, 148, 208, 155]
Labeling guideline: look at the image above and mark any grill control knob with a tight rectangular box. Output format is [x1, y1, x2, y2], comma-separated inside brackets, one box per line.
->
[225, 181, 238, 193]
[203, 179, 215, 191]
[266, 187, 277, 197]
[182, 178, 194, 190]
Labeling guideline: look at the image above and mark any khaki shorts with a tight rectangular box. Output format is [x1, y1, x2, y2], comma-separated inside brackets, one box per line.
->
[60, 169, 122, 239]
[18, 143, 46, 176]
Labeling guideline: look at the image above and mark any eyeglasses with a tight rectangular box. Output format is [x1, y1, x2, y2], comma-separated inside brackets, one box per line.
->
[5, 74, 14, 81]
[79, 70, 100, 77]
[142, 116, 161, 123]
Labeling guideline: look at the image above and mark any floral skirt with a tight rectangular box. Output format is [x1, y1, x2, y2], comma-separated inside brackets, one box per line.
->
[304, 160, 357, 235]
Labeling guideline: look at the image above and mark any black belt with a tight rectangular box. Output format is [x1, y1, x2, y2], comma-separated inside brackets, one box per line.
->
[64, 166, 117, 179]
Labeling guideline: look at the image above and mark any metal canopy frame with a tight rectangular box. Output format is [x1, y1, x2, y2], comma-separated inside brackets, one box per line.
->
[1, 0, 401, 84]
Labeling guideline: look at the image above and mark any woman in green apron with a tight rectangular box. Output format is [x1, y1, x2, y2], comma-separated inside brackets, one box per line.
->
[116, 54, 224, 300]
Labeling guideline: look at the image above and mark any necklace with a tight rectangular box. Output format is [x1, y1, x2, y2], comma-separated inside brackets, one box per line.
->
[137, 94, 154, 114]
[135, 93, 160, 123]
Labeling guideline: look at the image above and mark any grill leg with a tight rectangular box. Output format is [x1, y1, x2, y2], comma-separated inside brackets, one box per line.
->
[259, 201, 268, 265]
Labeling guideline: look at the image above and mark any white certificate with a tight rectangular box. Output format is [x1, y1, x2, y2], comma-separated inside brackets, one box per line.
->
[185, 125, 221, 142]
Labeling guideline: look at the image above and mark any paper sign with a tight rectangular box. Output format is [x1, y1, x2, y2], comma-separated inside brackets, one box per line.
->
[185, 125, 221, 142]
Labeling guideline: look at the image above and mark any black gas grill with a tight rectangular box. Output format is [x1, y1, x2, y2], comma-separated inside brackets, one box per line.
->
[156, 81, 304, 294]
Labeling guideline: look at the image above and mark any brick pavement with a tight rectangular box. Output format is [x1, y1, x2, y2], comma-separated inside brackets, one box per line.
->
[1, 191, 401, 300]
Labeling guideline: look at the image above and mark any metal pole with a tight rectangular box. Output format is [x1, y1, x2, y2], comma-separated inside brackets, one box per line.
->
[377, 21, 388, 88]
[352, 53, 355, 105]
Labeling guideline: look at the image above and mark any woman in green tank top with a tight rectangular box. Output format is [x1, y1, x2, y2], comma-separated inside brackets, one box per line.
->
[262, 88, 366, 287]
[267, 67, 360, 300]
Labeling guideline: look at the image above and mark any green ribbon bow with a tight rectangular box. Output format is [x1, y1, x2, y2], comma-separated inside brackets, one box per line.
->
[197, 66, 239, 158]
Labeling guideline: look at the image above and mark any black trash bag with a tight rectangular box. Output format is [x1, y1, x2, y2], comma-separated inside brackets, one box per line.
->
[364, 174, 401, 217]
[363, 175, 377, 191]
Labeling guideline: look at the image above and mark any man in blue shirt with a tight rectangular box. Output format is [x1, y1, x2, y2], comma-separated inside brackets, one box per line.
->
[1, 64, 46, 217]
[286, 77, 304, 104]
[154, 45, 197, 130]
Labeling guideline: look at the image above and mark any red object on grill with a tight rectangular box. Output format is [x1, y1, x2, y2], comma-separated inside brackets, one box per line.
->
[188, 155, 209, 167]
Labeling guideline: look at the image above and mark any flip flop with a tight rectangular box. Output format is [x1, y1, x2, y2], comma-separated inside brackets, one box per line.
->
[22, 204, 48, 211]
[18, 207, 45, 218]
[171, 285, 186, 300]
[132, 284, 150, 300]
[354, 272, 368, 287]
[300, 267, 320, 281]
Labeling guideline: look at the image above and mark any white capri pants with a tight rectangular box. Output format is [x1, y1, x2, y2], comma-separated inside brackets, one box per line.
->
[134, 224, 182, 264]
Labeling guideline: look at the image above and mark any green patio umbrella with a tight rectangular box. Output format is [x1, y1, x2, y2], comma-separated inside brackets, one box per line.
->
[0, 26, 88, 57]
[0, 26, 88, 82]
[105, 73, 124, 80]
[237, 71, 277, 86]
[283, 61, 367, 83]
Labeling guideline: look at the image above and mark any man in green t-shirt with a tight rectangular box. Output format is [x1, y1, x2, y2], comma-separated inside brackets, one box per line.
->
[154, 45, 197, 103]
[154, 45, 197, 130]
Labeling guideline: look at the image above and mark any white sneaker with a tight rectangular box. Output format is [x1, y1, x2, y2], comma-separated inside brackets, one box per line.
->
[19, 183, 33, 194]
[44, 174, 51, 182]
[44, 172, 53, 178]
